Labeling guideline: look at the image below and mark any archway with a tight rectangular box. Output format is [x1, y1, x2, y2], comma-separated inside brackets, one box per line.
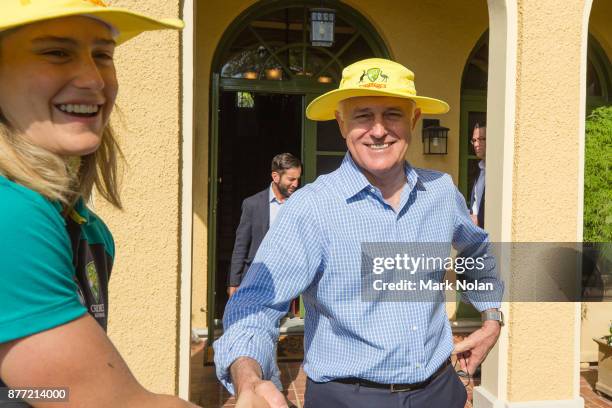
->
[460, 32, 610, 205]
[206, 0, 391, 340]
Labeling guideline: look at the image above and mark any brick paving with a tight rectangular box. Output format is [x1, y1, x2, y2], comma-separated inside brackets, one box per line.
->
[190, 340, 612, 408]
[581, 366, 612, 408]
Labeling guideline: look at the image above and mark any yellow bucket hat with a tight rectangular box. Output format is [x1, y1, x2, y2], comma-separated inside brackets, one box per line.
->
[306, 58, 449, 121]
[0, 0, 184, 45]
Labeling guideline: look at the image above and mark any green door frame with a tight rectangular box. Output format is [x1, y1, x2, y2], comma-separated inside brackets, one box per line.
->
[206, 74, 221, 338]
[206, 0, 391, 342]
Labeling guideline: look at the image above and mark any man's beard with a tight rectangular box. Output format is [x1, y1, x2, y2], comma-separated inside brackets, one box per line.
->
[277, 182, 293, 199]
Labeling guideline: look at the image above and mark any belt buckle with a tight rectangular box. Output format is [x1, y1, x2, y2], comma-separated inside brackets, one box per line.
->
[390, 383, 413, 393]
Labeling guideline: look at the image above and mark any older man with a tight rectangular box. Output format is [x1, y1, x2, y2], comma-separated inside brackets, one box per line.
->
[214, 58, 503, 408]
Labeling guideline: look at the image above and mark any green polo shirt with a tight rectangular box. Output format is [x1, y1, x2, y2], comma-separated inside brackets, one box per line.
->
[0, 174, 114, 343]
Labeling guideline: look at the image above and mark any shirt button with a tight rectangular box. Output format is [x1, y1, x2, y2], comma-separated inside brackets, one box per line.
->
[412, 326, 417, 331]
[415, 363, 421, 368]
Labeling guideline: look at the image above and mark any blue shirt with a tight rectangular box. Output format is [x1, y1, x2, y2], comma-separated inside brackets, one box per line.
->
[214, 153, 502, 393]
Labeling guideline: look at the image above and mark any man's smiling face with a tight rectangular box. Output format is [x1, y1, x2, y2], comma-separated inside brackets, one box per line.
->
[335, 96, 421, 181]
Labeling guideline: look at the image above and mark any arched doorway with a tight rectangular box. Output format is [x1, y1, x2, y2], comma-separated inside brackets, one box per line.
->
[459, 32, 610, 201]
[206, 0, 390, 338]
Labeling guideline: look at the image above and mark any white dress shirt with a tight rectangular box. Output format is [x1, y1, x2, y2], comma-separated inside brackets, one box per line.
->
[471, 160, 486, 215]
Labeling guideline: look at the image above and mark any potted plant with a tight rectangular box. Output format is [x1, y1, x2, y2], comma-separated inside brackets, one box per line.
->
[593, 321, 612, 397]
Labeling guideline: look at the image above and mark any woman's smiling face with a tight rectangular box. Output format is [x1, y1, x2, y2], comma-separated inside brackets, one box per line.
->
[0, 16, 118, 156]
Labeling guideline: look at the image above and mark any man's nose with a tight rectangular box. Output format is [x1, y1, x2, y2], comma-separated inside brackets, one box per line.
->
[370, 120, 387, 138]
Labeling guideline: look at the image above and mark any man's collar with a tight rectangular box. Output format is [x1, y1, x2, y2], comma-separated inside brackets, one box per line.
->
[269, 183, 284, 203]
[479, 160, 486, 170]
[269, 184, 277, 203]
[336, 152, 421, 200]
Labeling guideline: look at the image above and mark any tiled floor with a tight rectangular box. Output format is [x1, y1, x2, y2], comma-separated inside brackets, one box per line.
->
[581, 366, 612, 408]
[190, 341, 612, 408]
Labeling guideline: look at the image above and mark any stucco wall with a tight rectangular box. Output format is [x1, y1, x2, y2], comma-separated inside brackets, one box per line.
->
[508, 0, 586, 401]
[192, 0, 489, 329]
[94, 0, 182, 394]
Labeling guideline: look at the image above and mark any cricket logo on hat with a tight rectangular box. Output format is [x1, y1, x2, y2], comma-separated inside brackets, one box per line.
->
[358, 67, 388, 88]
[86, 261, 101, 303]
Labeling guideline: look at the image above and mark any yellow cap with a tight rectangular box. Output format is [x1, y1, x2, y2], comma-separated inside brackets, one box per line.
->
[0, 0, 184, 45]
[306, 58, 449, 121]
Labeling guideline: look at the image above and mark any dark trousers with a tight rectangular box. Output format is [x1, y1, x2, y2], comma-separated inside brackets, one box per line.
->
[304, 364, 467, 408]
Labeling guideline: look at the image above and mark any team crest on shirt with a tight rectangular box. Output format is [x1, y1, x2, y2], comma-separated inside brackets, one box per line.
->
[86, 261, 101, 303]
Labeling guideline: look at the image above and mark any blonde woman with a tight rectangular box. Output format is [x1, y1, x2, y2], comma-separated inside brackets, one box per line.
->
[0, 1, 198, 407]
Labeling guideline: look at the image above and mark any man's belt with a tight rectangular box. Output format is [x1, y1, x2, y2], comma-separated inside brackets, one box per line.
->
[331, 358, 452, 393]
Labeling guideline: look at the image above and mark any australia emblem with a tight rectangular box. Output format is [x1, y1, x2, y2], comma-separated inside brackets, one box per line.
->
[358, 67, 388, 87]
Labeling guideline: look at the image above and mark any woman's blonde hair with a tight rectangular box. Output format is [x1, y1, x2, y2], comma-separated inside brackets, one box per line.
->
[0, 120, 124, 209]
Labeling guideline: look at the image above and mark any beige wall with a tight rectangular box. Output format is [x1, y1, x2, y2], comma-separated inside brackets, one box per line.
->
[507, 0, 586, 401]
[192, 0, 489, 329]
[95, 0, 182, 394]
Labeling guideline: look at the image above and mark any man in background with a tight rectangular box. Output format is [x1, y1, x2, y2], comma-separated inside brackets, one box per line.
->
[227, 153, 302, 297]
[470, 123, 486, 228]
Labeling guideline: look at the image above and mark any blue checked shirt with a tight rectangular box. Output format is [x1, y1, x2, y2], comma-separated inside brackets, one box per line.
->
[214, 153, 503, 393]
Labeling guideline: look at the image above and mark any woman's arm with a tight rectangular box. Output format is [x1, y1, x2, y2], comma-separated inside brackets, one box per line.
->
[0, 314, 199, 408]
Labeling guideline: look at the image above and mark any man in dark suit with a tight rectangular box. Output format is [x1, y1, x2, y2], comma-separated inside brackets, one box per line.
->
[227, 153, 302, 297]
[470, 123, 486, 228]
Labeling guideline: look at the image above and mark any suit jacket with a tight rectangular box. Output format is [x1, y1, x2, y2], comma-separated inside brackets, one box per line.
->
[228, 188, 270, 287]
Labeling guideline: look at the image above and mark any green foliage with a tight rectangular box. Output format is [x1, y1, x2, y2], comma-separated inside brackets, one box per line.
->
[584, 105, 612, 242]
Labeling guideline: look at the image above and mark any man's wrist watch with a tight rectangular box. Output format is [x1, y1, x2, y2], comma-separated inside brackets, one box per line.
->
[481, 309, 504, 326]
